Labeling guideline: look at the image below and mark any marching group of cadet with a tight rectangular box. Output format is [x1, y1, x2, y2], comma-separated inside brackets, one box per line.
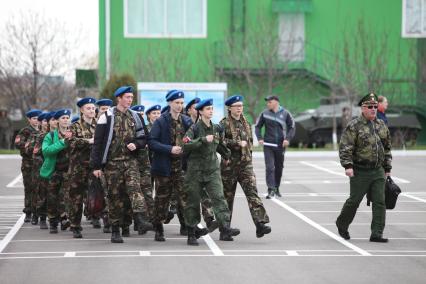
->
[14, 86, 393, 245]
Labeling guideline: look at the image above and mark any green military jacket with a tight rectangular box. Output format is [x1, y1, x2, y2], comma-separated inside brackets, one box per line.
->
[339, 114, 392, 172]
[15, 125, 39, 160]
[66, 117, 96, 167]
[183, 119, 231, 174]
[40, 129, 68, 179]
[219, 115, 253, 162]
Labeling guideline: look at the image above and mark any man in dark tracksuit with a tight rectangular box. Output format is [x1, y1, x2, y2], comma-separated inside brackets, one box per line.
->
[255, 95, 295, 199]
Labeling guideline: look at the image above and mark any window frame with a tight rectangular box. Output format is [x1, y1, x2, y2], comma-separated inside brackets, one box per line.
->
[123, 0, 207, 38]
[402, 0, 426, 38]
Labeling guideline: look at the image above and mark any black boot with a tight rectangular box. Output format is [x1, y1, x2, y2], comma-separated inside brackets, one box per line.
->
[230, 228, 241, 236]
[102, 215, 111, 233]
[135, 212, 153, 235]
[187, 227, 199, 246]
[49, 220, 58, 234]
[256, 222, 272, 238]
[275, 187, 282, 198]
[121, 226, 130, 237]
[92, 217, 101, 229]
[180, 224, 188, 236]
[72, 227, 82, 238]
[194, 226, 209, 239]
[24, 213, 31, 223]
[60, 216, 70, 231]
[336, 221, 350, 240]
[39, 216, 48, 230]
[154, 223, 165, 242]
[266, 188, 275, 199]
[111, 225, 123, 243]
[219, 225, 234, 241]
[31, 214, 39, 225]
[370, 235, 389, 243]
[164, 211, 174, 224]
[205, 217, 219, 233]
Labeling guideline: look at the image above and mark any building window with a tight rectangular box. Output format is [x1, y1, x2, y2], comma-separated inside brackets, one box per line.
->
[402, 0, 426, 38]
[124, 0, 207, 38]
[278, 13, 305, 62]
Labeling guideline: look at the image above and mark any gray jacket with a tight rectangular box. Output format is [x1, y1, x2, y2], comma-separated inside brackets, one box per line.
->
[255, 107, 295, 146]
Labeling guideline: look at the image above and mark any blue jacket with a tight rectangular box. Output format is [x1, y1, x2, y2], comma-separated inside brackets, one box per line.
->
[376, 111, 388, 126]
[255, 107, 295, 146]
[148, 111, 192, 176]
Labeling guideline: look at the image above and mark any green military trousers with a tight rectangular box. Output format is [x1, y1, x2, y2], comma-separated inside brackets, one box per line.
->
[336, 167, 386, 237]
[183, 170, 231, 228]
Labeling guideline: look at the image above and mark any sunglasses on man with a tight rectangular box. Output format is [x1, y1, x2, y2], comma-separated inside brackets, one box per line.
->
[363, 105, 378, 109]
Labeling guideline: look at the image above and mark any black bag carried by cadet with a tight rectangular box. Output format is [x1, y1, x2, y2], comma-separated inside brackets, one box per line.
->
[87, 177, 105, 216]
[366, 176, 401, 209]
[384, 176, 401, 210]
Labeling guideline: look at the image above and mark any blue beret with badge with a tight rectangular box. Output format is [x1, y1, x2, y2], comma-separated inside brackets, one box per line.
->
[165, 90, 184, 101]
[114, 86, 134, 98]
[131, 105, 145, 112]
[195, 98, 213, 111]
[26, 109, 42, 118]
[185, 97, 201, 112]
[225, 95, 244, 106]
[53, 109, 71, 120]
[96, 99, 113, 107]
[161, 105, 170, 114]
[77, 97, 96, 108]
[37, 112, 49, 122]
[358, 93, 379, 106]
[146, 104, 161, 115]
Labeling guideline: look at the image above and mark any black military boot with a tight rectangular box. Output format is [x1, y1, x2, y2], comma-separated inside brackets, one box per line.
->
[230, 227, 241, 236]
[194, 226, 209, 239]
[111, 225, 123, 243]
[49, 220, 58, 234]
[266, 188, 275, 199]
[24, 212, 31, 223]
[336, 221, 350, 240]
[154, 223, 165, 242]
[163, 211, 174, 224]
[92, 217, 101, 229]
[102, 215, 111, 233]
[256, 222, 272, 238]
[370, 235, 389, 243]
[72, 227, 82, 238]
[275, 187, 282, 198]
[205, 217, 219, 233]
[39, 215, 48, 230]
[121, 226, 130, 237]
[187, 227, 199, 246]
[31, 214, 39, 225]
[60, 216, 70, 231]
[219, 225, 234, 241]
[180, 224, 188, 236]
[135, 212, 153, 235]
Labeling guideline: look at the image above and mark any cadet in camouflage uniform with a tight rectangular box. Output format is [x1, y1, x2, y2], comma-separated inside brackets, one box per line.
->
[91, 86, 152, 243]
[336, 93, 392, 243]
[15, 109, 41, 222]
[149, 90, 199, 241]
[185, 98, 218, 232]
[220, 95, 271, 238]
[66, 98, 98, 238]
[41, 109, 72, 233]
[182, 99, 238, 245]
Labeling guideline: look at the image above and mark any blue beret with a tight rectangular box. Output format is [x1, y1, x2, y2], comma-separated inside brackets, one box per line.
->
[96, 99, 113, 107]
[225, 95, 244, 106]
[37, 112, 49, 121]
[185, 97, 201, 112]
[146, 104, 161, 115]
[71, 116, 80, 124]
[77, 97, 96, 108]
[161, 105, 170, 114]
[53, 109, 71, 120]
[45, 112, 54, 121]
[26, 109, 42, 118]
[195, 99, 213, 111]
[114, 86, 134, 97]
[131, 105, 145, 112]
[165, 90, 184, 101]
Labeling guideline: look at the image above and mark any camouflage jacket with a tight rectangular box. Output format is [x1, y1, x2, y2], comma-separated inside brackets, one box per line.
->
[66, 118, 97, 166]
[15, 125, 39, 159]
[339, 115, 392, 172]
[219, 115, 253, 162]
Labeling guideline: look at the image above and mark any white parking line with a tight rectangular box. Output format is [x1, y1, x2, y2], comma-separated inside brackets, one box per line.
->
[199, 224, 224, 256]
[270, 198, 371, 256]
[6, 174, 22, 188]
[401, 193, 426, 204]
[0, 213, 25, 253]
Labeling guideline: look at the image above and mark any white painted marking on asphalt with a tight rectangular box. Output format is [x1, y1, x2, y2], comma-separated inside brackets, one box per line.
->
[319, 223, 426, 226]
[300, 161, 346, 177]
[201, 230, 224, 256]
[6, 174, 22, 188]
[401, 193, 426, 204]
[139, 251, 151, 256]
[299, 210, 426, 213]
[309, 193, 318, 196]
[270, 198, 371, 256]
[352, 238, 426, 240]
[286, 250, 299, 256]
[11, 237, 187, 242]
[64, 252, 76, 257]
[0, 213, 25, 253]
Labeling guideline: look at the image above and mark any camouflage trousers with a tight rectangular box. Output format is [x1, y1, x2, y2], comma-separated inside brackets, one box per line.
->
[68, 163, 91, 228]
[153, 166, 186, 225]
[21, 159, 34, 214]
[103, 159, 147, 226]
[32, 157, 47, 216]
[140, 168, 154, 221]
[46, 170, 68, 221]
[221, 158, 270, 225]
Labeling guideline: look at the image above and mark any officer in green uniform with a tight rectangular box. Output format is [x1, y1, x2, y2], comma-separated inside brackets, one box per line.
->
[182, 98, 238, 246]
[336, 93, 392, 243]
[220, 95, 271, 238]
